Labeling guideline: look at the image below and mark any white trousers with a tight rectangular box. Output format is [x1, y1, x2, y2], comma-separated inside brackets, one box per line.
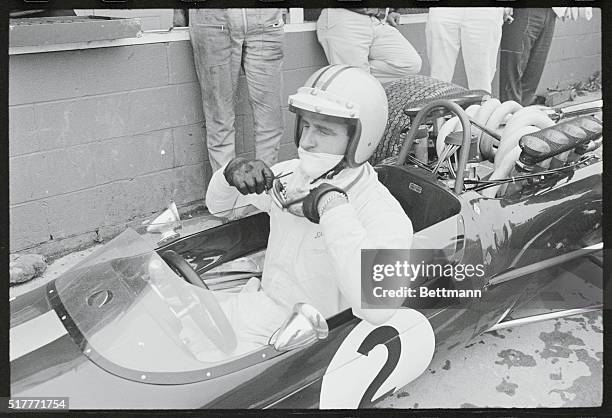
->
[426, 8, 504, 93]
[214, 279, 289, 356]
[317, 8, 422, 84]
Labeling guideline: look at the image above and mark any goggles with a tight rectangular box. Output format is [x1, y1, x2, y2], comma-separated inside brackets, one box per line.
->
[268, 176, 310, 210]
[268, 173, 310, 210]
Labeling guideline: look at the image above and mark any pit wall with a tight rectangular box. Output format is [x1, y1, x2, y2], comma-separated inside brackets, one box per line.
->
[9, 10, 601, 255]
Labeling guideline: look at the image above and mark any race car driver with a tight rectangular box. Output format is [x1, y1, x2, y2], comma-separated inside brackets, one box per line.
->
[206, 65, 413, 344]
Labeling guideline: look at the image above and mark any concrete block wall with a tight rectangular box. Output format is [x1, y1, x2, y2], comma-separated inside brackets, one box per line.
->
[9, 42, 209, 254]
[540, 8, 601, 93]
[9, 12, 600, 255]
[75, 9, 174, 31]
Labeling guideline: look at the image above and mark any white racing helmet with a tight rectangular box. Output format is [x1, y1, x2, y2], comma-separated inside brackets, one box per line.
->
[288, 65, 389, 168]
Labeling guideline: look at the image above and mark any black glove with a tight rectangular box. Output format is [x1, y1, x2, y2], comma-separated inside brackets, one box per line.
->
[302, 183, 347, 224]
[223, 157, 275, 195]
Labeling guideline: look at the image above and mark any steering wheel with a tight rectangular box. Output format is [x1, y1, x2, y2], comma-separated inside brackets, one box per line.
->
[397, 99, 472, 194]
[161, 250, 209, 290]
[159, 250, 237, 353]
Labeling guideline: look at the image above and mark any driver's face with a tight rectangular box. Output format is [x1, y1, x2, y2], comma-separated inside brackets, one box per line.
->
[299, 113, 350, 155]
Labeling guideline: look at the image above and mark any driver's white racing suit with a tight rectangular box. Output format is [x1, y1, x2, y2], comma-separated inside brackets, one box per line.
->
[206, 159, 413, 348]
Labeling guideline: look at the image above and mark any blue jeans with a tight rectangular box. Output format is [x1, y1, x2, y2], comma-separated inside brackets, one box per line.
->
[499, 8, 556, 105]
[189, 9, 285, 172]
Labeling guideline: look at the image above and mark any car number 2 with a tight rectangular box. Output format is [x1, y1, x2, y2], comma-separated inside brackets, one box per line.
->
[319, 309, 435, 409]
[357, 326, 401, 407]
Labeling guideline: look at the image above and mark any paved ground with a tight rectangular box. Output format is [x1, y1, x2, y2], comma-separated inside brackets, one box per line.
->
[379, 311, 602, 409]
[378, 254, 603, 409]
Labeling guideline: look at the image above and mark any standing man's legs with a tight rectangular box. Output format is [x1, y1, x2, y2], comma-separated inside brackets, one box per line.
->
[317, 8, 420, 83]
[189, 9, 243, 172]
[370, 19, 422, 83]
[520, 9, 556, 105]
[499, 8, 533, 103]
[426, 8, 462, 83]
[242, 9, 285, 166]
[460, 8, 504, 92]
[316, 8, 373, 73]
[499, 8, 552, 104]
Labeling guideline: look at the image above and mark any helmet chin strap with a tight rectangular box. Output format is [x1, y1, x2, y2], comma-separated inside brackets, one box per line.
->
[309, 159, 348, 184]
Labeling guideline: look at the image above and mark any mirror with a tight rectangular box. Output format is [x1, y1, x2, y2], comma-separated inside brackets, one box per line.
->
[144, 202, 182, 245]
[269, 303, 329, 352]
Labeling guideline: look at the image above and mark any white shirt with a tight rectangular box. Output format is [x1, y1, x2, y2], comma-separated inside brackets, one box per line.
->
[206, 159, 413, 323]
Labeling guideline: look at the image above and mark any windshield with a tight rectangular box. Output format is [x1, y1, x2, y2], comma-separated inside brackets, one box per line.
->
[53, 227, 272, 382]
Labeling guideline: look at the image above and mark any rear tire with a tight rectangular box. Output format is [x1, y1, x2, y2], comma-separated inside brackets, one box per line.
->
[371, 75, 466, 165]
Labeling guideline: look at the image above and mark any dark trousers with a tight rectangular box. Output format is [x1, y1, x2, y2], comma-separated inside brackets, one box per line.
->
[499, 8, 556, 105]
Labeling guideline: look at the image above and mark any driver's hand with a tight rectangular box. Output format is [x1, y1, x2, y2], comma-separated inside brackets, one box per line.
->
[224, 157, 275, 195]
[386, 11, 401, 28]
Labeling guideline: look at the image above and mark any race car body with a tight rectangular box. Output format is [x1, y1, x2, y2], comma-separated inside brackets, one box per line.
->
[10, 76, 603, 409]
